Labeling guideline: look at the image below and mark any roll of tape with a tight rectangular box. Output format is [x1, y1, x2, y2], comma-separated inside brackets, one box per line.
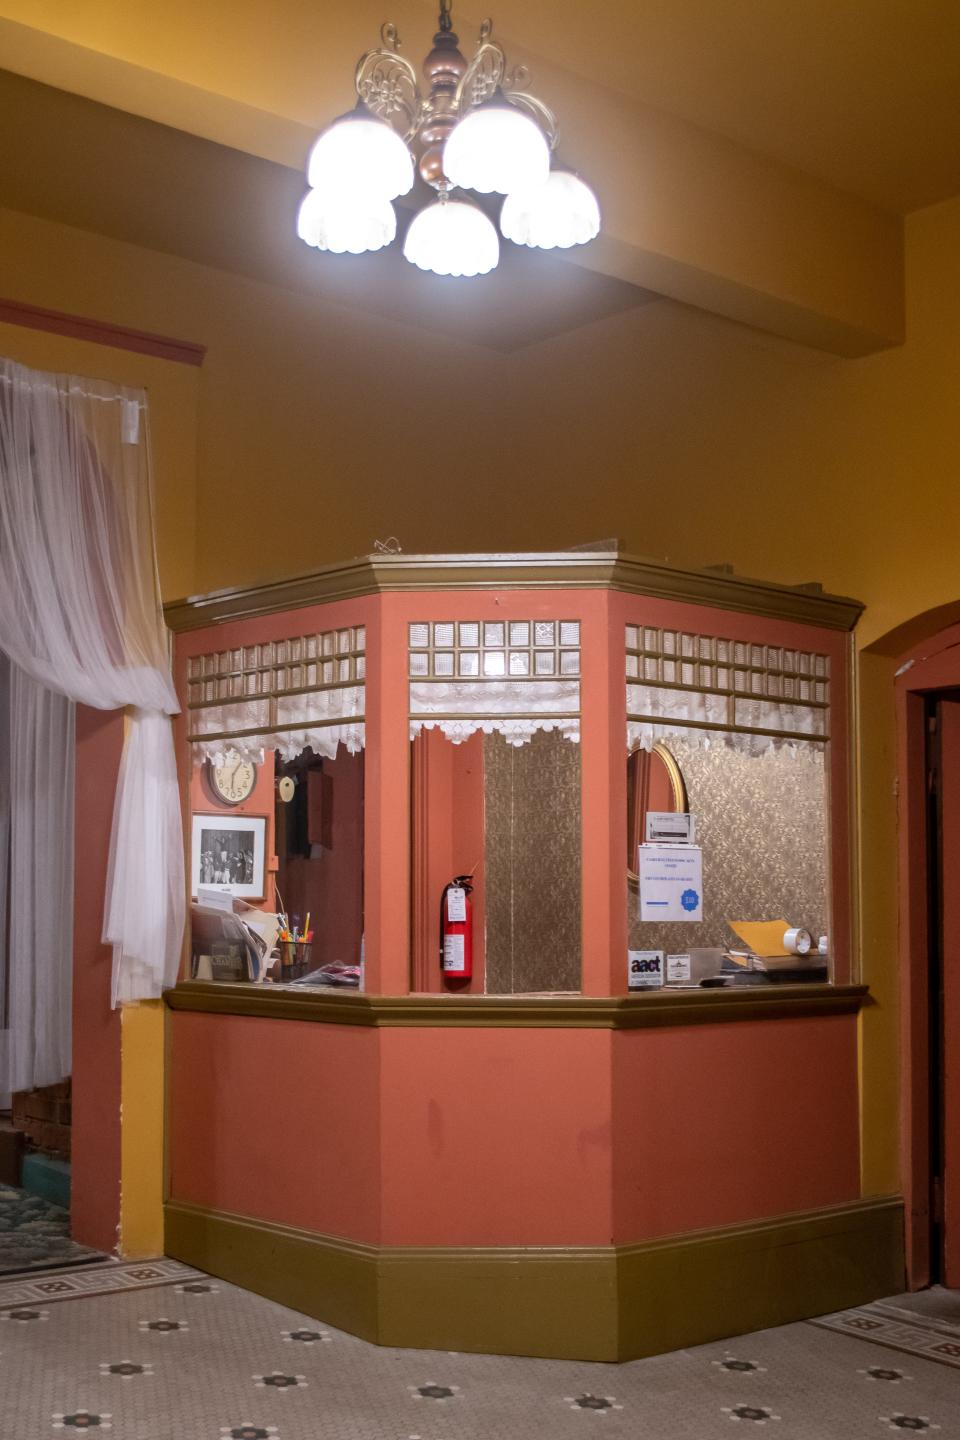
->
[783, 927, 812, 956]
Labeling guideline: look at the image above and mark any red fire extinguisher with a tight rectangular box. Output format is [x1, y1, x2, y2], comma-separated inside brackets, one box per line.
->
[440, 875, 474, 983]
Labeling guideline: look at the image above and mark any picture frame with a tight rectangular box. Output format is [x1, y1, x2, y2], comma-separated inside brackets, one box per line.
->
[191, 813, 267, 900]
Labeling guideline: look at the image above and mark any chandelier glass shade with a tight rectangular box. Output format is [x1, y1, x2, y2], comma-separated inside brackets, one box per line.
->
[442, 99, 551, 196]
[500, 170, 601, 250]
[403, 194, 499, 276]
[306, 107, 415, 200]
[297, 3, 600, 278]
[297, 185, 397, 255]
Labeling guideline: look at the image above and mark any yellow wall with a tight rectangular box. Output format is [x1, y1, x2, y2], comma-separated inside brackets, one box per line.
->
[3, 188, 957, 1243]
[0, 314, 199, 600]
[119, 1002, 166, 1258]
[1, 198, 954, 643]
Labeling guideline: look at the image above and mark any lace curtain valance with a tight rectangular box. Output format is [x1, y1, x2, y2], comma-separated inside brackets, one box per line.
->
[187, 625, 365, 763]
[407, 619, 581, 747]
[625, 624, 830, 758]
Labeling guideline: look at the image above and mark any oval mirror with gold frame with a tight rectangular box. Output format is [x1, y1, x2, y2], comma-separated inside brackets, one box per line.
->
[627, 740, 688, 885]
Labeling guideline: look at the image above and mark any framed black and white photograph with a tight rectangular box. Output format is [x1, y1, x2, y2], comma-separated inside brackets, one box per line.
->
[191, 813, 267, 900]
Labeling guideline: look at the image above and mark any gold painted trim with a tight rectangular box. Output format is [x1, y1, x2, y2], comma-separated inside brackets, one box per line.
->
[625, 672, 830, 711]
[658, 741, 688, 812]
[627, 739, 687, 885]
[186, 715, 366, 744]
[164, 552, 864, 634]
[164, 1194, 903, 1362]
[165, 981, 868, 1027]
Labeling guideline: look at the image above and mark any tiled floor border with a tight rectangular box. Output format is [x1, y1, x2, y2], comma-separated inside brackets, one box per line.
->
[807, 1303, 960, 1371]
[0, 1257, 206, 1311]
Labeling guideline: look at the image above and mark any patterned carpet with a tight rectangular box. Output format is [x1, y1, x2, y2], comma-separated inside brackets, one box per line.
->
[0, 1259, 958, 1438]
[0, 1183, 104, 1275]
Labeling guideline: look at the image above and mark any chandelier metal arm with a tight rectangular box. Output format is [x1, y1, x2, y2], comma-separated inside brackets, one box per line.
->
[356, 14, 559, 155]
[454, 27, 559, 152]
[454, 36, 506, 111]
[355, 25, 424, 143]
[499, 86, 560, 152]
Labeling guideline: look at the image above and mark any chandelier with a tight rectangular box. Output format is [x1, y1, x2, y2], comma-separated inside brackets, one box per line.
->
[297, 0, 600, 277]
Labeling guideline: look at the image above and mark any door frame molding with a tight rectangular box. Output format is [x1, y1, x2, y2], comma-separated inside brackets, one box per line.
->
[894, 618, 960, 1285]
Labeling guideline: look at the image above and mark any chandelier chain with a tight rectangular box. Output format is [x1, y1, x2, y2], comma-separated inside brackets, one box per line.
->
[438, 0, 453, 34]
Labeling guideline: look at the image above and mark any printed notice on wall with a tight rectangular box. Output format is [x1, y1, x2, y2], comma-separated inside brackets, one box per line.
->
[637, 844, 703, 923]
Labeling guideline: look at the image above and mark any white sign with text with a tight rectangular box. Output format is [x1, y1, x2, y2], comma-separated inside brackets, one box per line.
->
[637, 844, 703, 923]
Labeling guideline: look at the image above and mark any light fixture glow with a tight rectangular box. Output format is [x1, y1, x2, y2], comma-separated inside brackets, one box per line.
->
[403, 196, 499, 277]
[296, 8, 599, 277]
[443, 100, 551, 196]
[500, 170, 601, 250]
[297, 187, 397, 254]
[306, 109, 414, 200]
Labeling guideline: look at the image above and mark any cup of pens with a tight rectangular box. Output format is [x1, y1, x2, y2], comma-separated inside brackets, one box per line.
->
[278, 914, 313, 980]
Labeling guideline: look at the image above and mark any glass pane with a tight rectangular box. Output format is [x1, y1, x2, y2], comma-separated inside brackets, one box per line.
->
[410, 728, 581, 996]
[271, 745, 365, 984]
[627, 735, 829, 978]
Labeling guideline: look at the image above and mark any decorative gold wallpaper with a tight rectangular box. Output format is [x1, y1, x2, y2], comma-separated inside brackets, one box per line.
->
[484, 731, 581, 994]
[628, 739, 829, 953]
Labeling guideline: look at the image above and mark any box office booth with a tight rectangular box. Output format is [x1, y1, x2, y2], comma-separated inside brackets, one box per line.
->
[163, 549, 899, 1361]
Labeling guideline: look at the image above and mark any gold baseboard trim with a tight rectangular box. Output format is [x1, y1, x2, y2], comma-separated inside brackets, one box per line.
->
[617, 1195, 904, 1358]
[164, 1195, 903, 1362]
[164, 1202, 380, 1343]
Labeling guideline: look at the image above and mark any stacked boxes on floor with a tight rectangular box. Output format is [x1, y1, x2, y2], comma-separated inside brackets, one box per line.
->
[11, 1079, 72, 1158]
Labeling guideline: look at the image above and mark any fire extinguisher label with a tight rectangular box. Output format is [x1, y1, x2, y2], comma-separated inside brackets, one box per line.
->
[443, 934, 466, 972]
[446, 887, 467, 923]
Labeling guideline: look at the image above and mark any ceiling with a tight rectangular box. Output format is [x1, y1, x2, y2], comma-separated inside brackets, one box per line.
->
[480, 0, 960, 215]
[0, 68, 657, 352]
[1, 0, 959, 214]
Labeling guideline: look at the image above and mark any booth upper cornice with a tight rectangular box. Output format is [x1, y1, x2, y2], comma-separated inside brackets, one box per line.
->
[163, 550, 864, 634]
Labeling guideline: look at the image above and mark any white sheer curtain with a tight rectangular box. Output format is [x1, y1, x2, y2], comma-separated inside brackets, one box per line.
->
[0, 655, 75, 1102]
[0, 359, 184, 1060]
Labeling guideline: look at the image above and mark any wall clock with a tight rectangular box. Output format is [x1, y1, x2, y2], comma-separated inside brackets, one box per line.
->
[206, 750, 257, 807]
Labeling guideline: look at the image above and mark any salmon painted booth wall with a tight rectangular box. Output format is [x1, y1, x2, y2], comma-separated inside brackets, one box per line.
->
[163, 551, 901, 1362]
